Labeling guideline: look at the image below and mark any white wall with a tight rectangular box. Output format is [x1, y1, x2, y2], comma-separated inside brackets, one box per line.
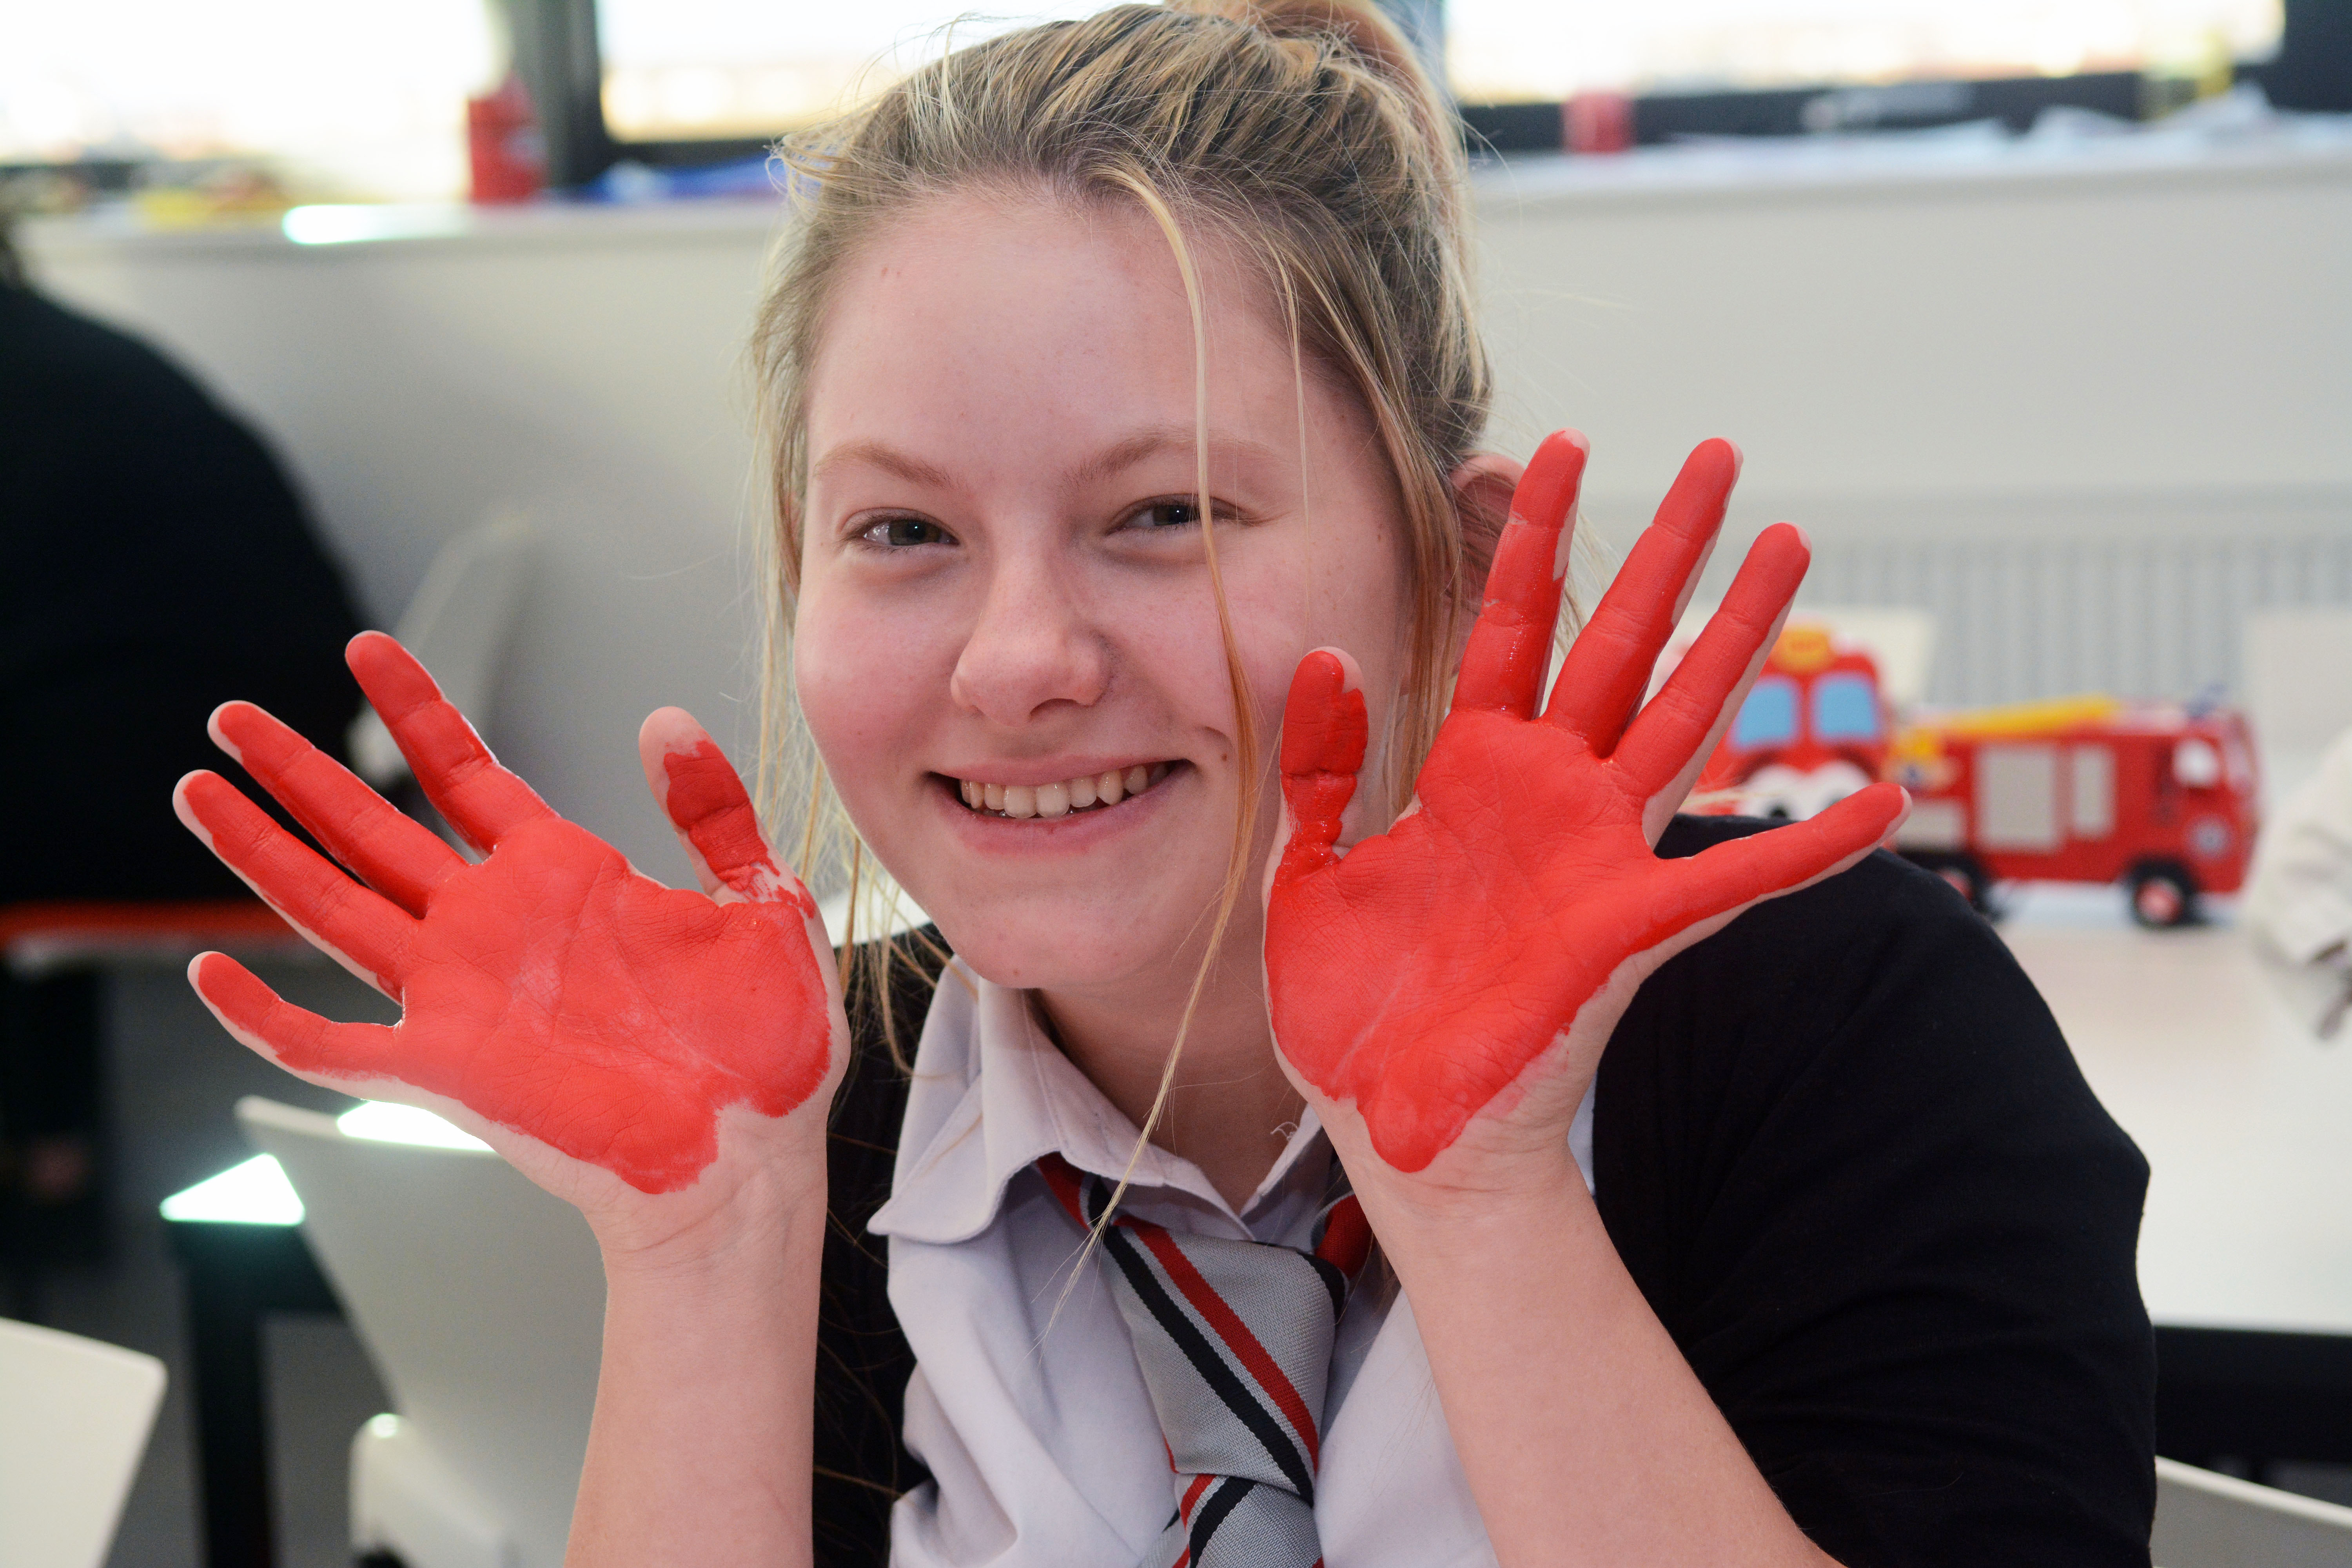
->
[1476, 140, 2352, 506]
[1469, 134, 2352, 707]
[22, 130, 2352, 878]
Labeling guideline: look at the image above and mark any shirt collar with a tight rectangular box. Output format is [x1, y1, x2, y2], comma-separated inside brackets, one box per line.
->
[869, 960, 1329, 1245]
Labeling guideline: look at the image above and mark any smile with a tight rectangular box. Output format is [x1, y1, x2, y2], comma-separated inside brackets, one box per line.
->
[952, 763, 1174, 820]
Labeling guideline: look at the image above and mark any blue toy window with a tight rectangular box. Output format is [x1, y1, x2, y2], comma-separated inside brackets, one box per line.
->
[1811, 673, 1881, 742]
[1732, 676, 1799, 750]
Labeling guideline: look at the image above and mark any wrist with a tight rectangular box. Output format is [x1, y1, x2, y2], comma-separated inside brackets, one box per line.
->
[594, 1160, 828, 1292]
[1352, 1140, 1593, 1273]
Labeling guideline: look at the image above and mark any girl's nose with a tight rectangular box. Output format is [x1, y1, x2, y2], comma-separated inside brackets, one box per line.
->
[948, 555, 1111, 725]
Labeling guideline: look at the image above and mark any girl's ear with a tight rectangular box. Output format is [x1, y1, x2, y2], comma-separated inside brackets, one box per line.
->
[1447, 450, 1525, 639]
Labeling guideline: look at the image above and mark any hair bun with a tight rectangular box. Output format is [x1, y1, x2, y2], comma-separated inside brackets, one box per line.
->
[1175, 0, 1432, 92]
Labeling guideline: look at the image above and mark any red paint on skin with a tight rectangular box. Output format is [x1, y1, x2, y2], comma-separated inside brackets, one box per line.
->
[660, 739, 817, 914]
[1267, 435, 1904, 1172]
[184, 636, 831, 1194]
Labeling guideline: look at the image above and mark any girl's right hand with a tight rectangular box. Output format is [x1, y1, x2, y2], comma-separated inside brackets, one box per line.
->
[173, 632, 848, 1261]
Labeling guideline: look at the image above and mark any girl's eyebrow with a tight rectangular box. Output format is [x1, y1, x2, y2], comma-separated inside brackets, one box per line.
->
[811, 428, 1288, 492]
[1066, 424, 1286, 488]
[809, 439, 955, 489]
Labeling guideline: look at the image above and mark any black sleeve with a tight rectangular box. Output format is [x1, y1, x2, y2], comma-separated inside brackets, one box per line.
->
[1595, 818, 2155, 1567]
[810, 932, 939, 1567]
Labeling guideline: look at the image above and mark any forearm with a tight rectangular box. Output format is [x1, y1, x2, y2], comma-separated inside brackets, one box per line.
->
[1368, 1156, 1837, 1568]
[567, 1177, 827, 1568]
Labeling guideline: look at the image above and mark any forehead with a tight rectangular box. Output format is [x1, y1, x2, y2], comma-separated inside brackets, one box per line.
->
[803, 189, 1318, 471]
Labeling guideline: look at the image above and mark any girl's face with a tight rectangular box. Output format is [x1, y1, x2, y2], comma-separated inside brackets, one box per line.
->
[793, 190, 1415, 996]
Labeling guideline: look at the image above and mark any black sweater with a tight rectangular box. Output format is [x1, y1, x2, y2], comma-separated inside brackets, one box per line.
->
[813, 817, 2156, 1566]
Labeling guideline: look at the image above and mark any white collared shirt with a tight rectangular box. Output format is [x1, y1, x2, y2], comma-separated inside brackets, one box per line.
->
[869, 960, 1595, 1567]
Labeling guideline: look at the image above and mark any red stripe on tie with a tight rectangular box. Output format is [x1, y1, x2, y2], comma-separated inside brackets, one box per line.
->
[1134, 1225, 1324, 1468]
[1181, 1471, 1213, 1519]
[1037, 1154, 1089, 1227]
[1315, 1196, 1370, 1279]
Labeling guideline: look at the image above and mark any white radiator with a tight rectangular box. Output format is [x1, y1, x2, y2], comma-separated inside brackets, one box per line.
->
[1644, 490, 2352, 708]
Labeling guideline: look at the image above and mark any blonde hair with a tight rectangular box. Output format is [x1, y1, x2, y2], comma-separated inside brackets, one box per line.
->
[750, 0, 1508, 1143]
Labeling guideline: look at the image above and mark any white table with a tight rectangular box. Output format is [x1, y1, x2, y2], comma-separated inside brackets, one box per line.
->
[2001, 900, 2352, 1337]
[2000, 889, 2352, 1472]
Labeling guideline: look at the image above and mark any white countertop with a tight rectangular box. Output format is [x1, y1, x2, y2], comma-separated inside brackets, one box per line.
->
[2002, 890, 2352, 1336]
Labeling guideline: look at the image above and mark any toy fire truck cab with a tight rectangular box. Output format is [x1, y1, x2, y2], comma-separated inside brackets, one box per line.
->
[1694, 624, 1891, 820]
[1891, 699, 2260, 927]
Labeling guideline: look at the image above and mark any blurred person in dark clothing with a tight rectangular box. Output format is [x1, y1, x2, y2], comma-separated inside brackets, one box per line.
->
[0, 221, 365, 1270]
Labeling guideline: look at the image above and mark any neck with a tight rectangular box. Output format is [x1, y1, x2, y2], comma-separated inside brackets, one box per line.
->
[1036, 934, 1305, 1212]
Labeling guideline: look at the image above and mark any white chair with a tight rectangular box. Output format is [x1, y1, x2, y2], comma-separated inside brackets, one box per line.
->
[0, 1318, 167, 1568]
[2243, 608, 2352, 813]
[349, 511, 536, 789]
[235, 1096, 604, 1568]
[2154, 1457, 2352, 1567]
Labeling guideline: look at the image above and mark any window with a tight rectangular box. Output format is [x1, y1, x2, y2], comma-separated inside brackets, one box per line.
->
[2172, 736, 2223, 789]
[1731, 676, 1800, 752]
[1, 1, 494, 200]
[1811, 673, 1882, 743]
[1446, 0, 2281, 105]
[598, 0, 1118, 145]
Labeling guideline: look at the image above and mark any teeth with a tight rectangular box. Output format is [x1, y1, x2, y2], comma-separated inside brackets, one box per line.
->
[956, 764, 1173, 818]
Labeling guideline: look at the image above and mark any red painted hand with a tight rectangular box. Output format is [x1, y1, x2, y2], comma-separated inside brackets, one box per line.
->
[175, 633, 845, 1239]
[1266, 434, 1906, 1176]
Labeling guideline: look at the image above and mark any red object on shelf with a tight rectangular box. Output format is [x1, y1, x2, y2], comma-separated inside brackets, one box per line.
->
[468, 73, 545, 205]
[1564, 91, 1635, 154]
[1, 899, 299, 972]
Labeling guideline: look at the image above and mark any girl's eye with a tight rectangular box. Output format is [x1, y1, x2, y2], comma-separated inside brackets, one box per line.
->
[1127, 499, 1203, 531]
[858, 515, 951, 549]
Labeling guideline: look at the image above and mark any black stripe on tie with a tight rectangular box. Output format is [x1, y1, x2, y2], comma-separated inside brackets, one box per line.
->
[1307, 1254, 1346, 1319]
[1188, 1475, 1256, 1560]
[1100, 1224, 1318, 1504]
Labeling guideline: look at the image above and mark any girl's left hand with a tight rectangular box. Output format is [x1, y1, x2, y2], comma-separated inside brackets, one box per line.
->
[1263, 431, 1906, 1201]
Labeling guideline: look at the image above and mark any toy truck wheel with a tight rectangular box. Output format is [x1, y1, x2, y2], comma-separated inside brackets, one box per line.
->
[2125, 861, 2198, 929]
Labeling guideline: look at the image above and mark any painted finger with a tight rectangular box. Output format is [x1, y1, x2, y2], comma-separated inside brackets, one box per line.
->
[1274, 648, 1368, 892]
[347, 631, 555, 855]
[1611, 523, 1810, 814]
[210, 701, 465, 916]
[1654, 783, 1909, 931]
[175, 771, 413, 995]
[190, 952, 405, 1084]
[1452, 430, 1590, 720]
[639, 708, 814, 914]
[1543, 439, 1739, 751]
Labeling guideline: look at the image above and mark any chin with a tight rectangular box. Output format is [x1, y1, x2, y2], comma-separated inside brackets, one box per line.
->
[926, 909, 1168, 994]
[915, 879, 1234, 997]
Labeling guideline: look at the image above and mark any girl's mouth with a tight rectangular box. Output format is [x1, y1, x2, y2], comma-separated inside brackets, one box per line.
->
[947, 762, 1176, 820]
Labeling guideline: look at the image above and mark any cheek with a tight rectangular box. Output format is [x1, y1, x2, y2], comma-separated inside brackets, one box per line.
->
[791, 587, 936, 789]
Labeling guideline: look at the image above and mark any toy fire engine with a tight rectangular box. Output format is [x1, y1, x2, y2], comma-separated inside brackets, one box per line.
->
[1688, 622, 1891, 821]
[1888, 696, 2260, 927]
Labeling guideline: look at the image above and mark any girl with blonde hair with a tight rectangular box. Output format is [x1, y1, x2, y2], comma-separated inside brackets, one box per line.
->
[174, 2, 2155, 1562]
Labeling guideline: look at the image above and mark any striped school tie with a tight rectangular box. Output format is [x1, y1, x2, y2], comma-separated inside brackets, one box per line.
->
[1038, 1153, 1372, 1568]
